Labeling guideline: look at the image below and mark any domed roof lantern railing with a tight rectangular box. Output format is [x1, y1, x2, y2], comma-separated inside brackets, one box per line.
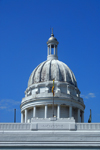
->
[47, 28, 59, 60]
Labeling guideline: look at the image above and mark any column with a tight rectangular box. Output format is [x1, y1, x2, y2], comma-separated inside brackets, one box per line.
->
[69, 106, 72, 118]
[56, 47, 57, 56]
[25, 109, 27, 123]
[45, 105, 47, 118]
[82, 111, 84, 122]
[78, 108, 80, 122]
[33, 106, 36, 118]
[21, 112, 23, 123]
[48, 46, 49, 55]
[33, 107, 34, 118]
[54, 45, 55, 55]
[57, 104, 60, 118]
[50, 45, 51, 54]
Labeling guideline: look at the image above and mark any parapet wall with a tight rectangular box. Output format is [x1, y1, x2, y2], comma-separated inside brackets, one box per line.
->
[0, 118, 100, 131]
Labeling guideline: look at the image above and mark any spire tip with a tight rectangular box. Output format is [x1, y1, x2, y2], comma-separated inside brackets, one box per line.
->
[51, 28, 54, 37]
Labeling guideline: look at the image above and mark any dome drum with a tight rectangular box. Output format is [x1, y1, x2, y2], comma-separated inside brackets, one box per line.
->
[25, 81, 80, 99]
[21, 98, 84, 123]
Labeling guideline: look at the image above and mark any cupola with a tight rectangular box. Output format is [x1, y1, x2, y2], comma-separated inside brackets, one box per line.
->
[47, 28, 59, 60]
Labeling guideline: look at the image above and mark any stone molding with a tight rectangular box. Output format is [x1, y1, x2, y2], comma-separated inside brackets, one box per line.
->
[21, 98, 85, 112]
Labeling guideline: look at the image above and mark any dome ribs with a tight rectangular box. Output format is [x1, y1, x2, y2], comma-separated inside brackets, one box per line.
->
[50, 60, 59, 81]
[39, 61, 47, 82]
[69, 69, 74, 84]
[35, 61, 47, 83]
[57, 60, 66, 82]
[69, 69, 77, 87]
[56, 61, 61, 81]
[50, 60, 55, 80]
[28, 63, 42, 86]
[61, 62, 71, 83]
[33, 65, 41, 83]
[49, 60, 52, 80]
[72, 72, 77, 87]
[62, 62, 77, 87]
[28, 60, 77, 88]
[54, 60, 60, 81]
[41, 60, 50, 82]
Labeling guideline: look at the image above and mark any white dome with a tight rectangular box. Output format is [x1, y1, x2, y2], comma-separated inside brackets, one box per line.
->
[21, 31, 85, 124]
[28, 59, 77, 87]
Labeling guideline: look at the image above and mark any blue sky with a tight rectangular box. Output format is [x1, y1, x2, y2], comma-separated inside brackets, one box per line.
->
[0, 0, 100, 123]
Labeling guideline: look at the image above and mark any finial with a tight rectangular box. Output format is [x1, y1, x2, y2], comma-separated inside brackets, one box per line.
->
[52, 28, 53, 34]
[51, 28, 54, 37]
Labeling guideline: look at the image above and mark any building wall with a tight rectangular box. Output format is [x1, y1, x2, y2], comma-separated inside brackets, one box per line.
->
[27, 108, 33, 122]
[60, 105, 69, 118]
[72, 107, 78, 122]
[36, 106, 45, 118]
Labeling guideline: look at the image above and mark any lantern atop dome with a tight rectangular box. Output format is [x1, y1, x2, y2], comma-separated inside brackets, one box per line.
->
[47, 28, 59, 60]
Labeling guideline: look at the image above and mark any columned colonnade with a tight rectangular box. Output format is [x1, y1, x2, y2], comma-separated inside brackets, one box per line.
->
[21, 105, 84, 123]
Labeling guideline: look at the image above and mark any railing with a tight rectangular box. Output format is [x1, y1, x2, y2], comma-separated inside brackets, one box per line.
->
[1, 122, 100, 131]
[76, 123, 100, 130]
[0, 123, 30, 130]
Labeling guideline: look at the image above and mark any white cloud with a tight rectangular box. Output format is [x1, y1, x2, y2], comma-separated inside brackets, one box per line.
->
[0, 106, 7, 109]
[88, 93, 96, 98]
[0, 99, 20, 110]
[81, 93, 96, 99]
